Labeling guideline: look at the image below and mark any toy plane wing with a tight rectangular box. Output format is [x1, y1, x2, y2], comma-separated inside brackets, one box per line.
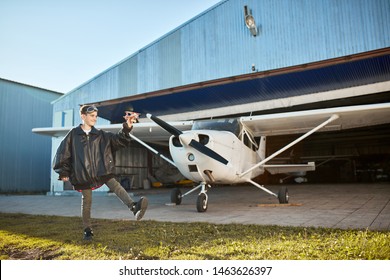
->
[240, 102, 390, 137]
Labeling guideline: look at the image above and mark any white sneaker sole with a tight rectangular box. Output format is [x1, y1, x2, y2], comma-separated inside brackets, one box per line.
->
[135, 197, 148, 221]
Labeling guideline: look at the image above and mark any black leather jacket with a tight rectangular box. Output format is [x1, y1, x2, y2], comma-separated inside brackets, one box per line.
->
[53, 124, 132, 190]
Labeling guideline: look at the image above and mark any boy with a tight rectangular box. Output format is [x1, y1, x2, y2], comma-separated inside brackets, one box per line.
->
[53, 105, 147, 240]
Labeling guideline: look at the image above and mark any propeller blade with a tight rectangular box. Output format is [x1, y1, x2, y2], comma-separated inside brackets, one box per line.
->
[147, 113, 229, 165]
[147, 113, 182, 136]
[189, 139, 229, 165]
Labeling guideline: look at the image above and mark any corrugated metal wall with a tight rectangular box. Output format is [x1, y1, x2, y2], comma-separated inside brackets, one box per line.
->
[115, 145, 149, 189]
[54, 0, 389, 115]
[50, 0, 390, 191]
[0, 79, 62, 192]
[113, 144, 179, 189]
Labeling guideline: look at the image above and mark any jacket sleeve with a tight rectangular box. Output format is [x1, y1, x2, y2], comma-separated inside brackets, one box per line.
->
[52, 130, 73, 179]
[110, 122, 133, 151]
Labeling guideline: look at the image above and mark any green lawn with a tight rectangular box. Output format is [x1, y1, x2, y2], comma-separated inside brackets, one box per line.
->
[0, 213, 389, 260]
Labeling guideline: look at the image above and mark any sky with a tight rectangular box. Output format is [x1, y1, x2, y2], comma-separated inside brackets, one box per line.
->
[0, 0, 221, 93]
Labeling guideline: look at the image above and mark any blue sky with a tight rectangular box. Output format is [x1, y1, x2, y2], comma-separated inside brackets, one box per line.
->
[0, 0, 221, 93]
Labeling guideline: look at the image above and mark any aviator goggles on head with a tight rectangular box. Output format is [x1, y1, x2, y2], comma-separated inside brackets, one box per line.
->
[125, 111, 137, 116]
[81, 105, 98, 114]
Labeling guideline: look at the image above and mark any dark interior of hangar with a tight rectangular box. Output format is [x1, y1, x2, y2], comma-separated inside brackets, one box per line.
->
[264, 123, 390, 184]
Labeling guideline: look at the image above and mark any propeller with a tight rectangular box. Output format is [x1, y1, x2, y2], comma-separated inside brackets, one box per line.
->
[147, 114, 182, 136]
[147, 114, 229, 165]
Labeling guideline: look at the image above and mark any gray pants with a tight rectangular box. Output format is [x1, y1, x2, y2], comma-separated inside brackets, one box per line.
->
[81, 178, 135, 229]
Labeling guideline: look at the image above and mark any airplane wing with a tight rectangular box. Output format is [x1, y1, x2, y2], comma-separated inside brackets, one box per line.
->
[32, 126, 75, 138]
[240, 102, 390, 137]
[32, 120, 194, 143]
[33, 103, 390, 141]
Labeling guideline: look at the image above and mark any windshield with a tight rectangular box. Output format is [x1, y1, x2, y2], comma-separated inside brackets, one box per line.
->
[192, 119, 241, 137]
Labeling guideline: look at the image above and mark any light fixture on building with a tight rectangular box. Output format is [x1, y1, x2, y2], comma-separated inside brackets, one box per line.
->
[244, 5, 258, 37]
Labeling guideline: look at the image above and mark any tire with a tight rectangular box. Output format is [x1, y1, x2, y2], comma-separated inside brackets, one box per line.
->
[278, 187, 289, 204]
[171, 188, 182, 205]
[196, 193, 208, 212]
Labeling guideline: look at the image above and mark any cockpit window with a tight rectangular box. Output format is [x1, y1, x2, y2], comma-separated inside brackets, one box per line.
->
[242, 129, 258, 151]
[192, 119, 241, 137]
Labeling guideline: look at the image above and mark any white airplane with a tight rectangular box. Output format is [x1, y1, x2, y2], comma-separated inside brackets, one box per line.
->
[33, 102, 390, 212]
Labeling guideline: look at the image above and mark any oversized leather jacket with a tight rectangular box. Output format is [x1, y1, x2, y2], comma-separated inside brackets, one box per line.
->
[52, 124, 132, 190]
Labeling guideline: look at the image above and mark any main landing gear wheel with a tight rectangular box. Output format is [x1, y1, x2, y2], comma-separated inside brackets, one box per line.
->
[171, 188, 182, 205]
[278, 187, 289, 204]
[197, 193, 208, 212]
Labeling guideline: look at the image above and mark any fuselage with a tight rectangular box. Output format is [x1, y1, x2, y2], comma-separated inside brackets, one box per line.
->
[169, 119, 263, 184]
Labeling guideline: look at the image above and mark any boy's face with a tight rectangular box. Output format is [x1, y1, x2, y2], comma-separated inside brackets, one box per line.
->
[81, 111, 98, 127]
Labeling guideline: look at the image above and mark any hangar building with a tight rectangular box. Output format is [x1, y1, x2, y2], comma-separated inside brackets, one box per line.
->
[0, 78, 63, 193]
[39, 0, 390, 194]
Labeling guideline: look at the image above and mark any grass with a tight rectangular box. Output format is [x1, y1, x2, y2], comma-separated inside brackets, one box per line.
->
[0, 212, 389, 260]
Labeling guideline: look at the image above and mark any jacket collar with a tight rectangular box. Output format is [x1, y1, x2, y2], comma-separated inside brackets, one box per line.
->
[76, 124, 99, 135]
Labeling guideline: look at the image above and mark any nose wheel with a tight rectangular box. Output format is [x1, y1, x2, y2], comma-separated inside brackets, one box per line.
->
[170, 182, 210, 212]
[196, 192, 208, 212]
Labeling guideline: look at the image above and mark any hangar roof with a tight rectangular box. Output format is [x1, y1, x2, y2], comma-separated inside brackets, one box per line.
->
[94, 48, 390, 123]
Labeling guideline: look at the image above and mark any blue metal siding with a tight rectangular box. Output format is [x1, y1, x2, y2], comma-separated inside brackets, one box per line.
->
[55, 0, 389, 108]
[158, 31, 182, 89]
[0, 79, 62, 192]
[261, 0, 387, 68]
[179, 0, 390, 87]
[118, 55, 138, 97]
[253, 0, 390, 67]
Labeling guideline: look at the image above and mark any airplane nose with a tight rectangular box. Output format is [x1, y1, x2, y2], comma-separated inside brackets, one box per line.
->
[179, 133, 195, 146]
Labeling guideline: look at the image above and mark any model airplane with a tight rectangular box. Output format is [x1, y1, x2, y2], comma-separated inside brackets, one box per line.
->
[33, 102, 390, 212]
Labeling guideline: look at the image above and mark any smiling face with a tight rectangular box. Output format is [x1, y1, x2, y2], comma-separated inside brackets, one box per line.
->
[81, 111, 98, 129]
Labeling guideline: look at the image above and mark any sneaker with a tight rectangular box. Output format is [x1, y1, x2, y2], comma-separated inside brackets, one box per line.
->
[83, 227, 94, 241]
[131, 197, 148, 221]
